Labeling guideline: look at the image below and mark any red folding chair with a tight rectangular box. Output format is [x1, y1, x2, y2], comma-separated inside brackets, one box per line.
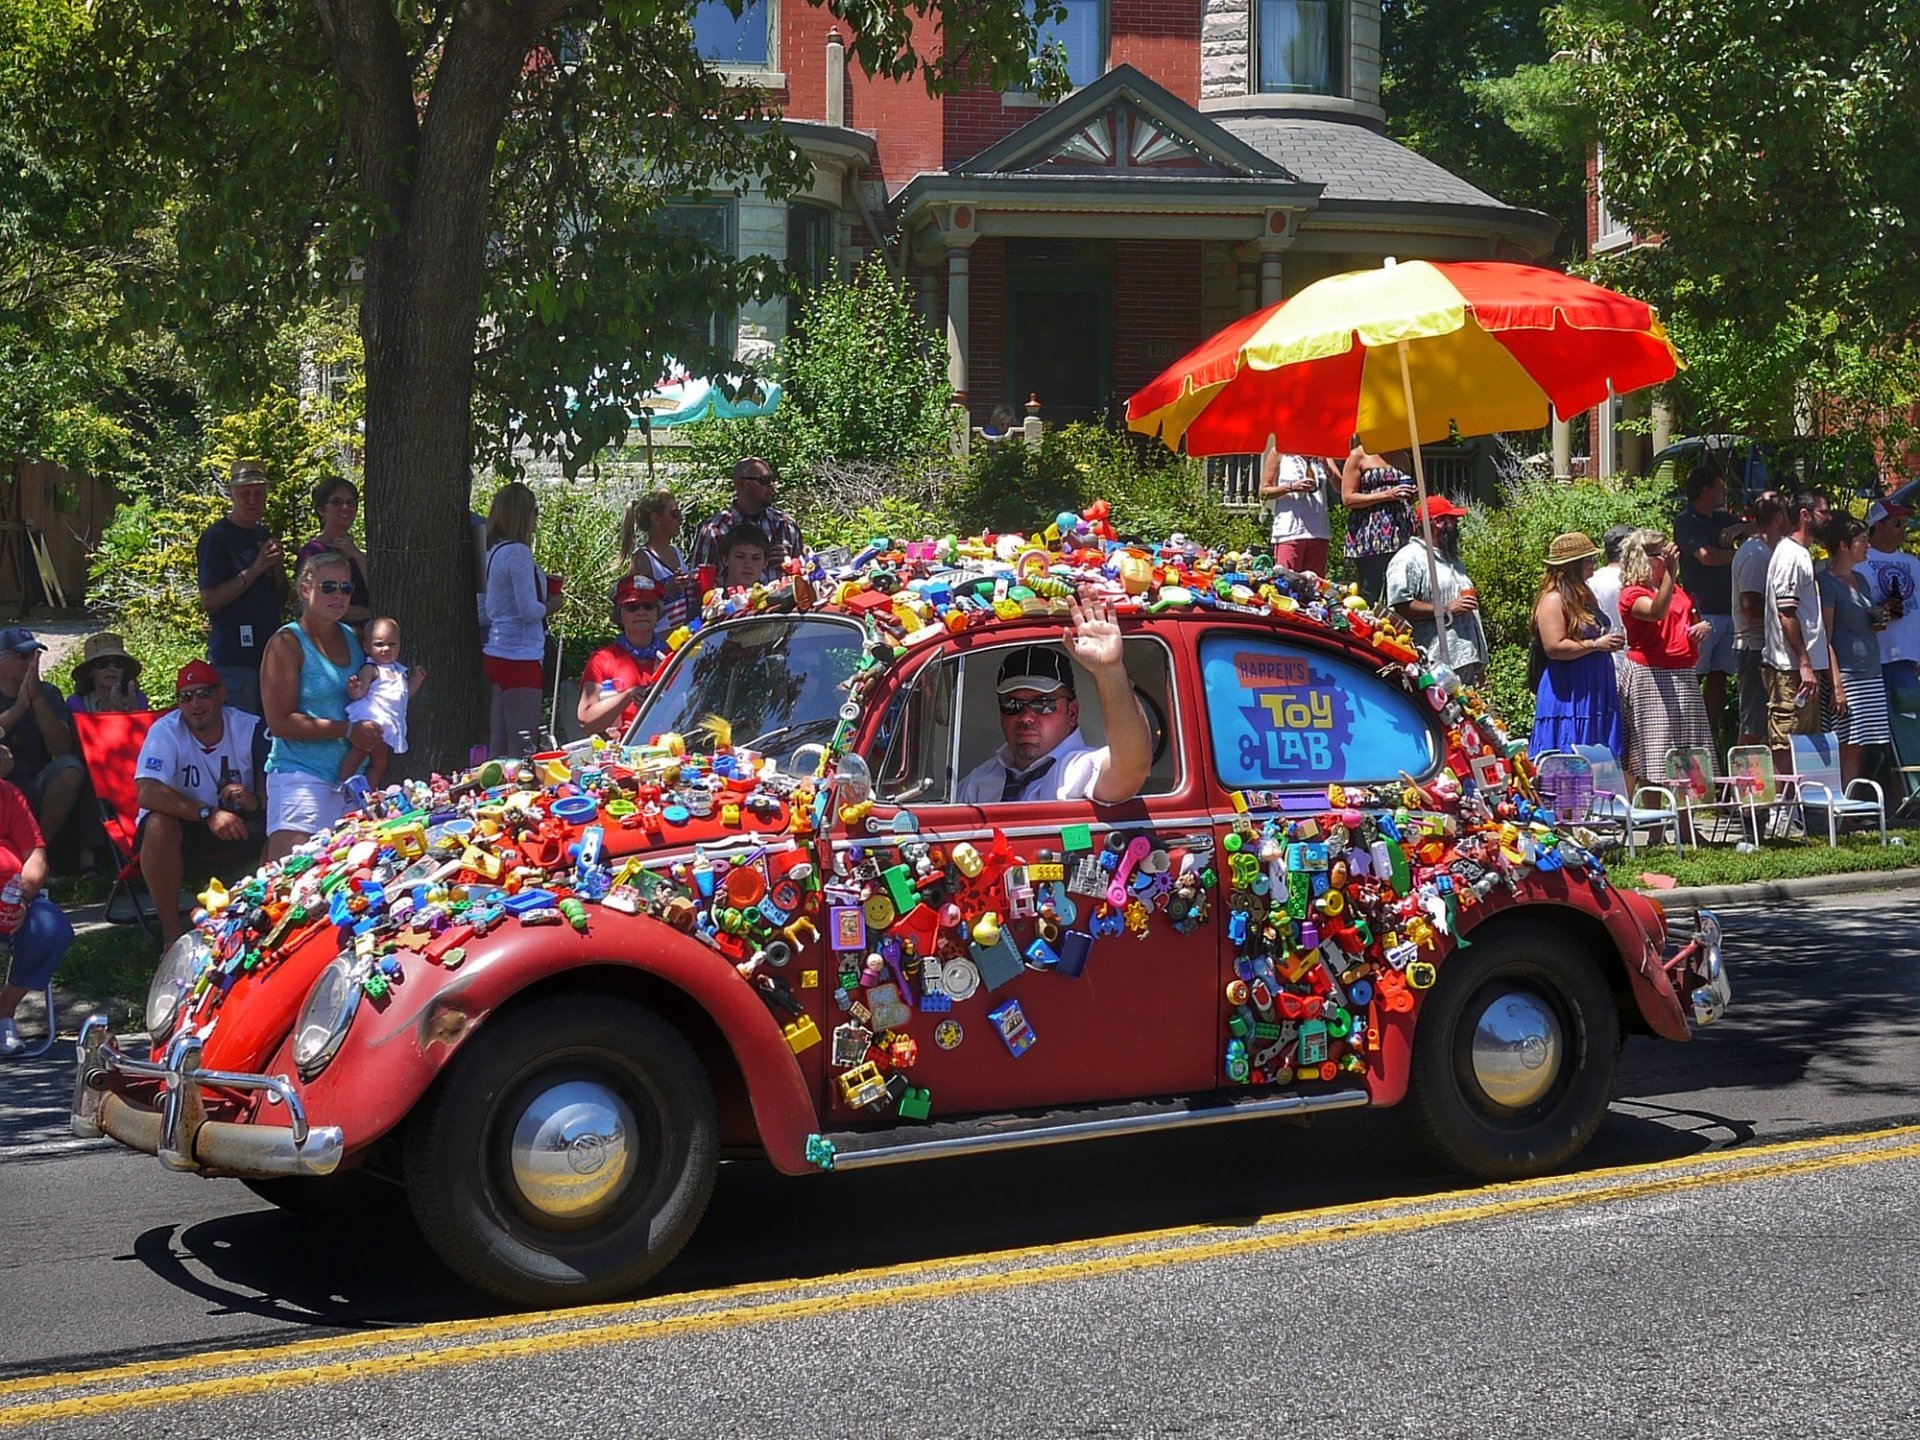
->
[70, 709, 161, 933]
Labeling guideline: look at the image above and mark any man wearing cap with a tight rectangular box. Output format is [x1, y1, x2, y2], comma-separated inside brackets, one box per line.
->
[688, 456, 804, 585]
[1384, 496, 1489, 685]
[955, 594, 1151, 805]
[576, 575, 670, 739]
[0, 626, 86, 862]
[135, 661, 268, 949]
[197, 458, 288, 716]
[1674, 464, 1755, 738]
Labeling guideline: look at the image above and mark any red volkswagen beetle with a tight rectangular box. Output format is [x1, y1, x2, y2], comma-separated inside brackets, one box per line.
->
[75, 529, 1730, 1304]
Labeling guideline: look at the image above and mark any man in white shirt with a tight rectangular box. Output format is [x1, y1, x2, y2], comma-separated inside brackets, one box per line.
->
[1730, 491, 1787, 746]
[1762, 490, 1833, 758]
[1385, 496, 1488, 685]
[136, 660, 268, 947]
[955, 596, 1151, 806]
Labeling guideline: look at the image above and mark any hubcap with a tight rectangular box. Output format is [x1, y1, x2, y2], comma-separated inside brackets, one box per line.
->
[1469, 989, 1564, 1110]
[507, 1080, 637, 1223]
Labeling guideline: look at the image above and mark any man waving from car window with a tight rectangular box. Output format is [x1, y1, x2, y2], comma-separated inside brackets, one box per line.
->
[955, 593, 1152, 806]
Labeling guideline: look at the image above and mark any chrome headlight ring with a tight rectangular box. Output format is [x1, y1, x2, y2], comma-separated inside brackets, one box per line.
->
[145, 933, 212, 1039]
[292, 956, 363, 1080]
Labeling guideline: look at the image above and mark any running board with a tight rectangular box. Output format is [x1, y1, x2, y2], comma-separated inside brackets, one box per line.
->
[809, 1088, 1372, 1171]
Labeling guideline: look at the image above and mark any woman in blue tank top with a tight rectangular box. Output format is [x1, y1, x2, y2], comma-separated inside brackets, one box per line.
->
[261, 552, 370, 859]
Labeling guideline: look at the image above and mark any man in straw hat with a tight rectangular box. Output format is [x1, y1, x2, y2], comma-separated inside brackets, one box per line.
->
[196, 457, 288, 717]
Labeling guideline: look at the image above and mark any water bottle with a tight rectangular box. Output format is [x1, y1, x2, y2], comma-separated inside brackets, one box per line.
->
[0, 875, 24, 936]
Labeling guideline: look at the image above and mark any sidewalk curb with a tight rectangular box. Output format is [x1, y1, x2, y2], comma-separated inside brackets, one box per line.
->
[1629, 867, 1920, 911]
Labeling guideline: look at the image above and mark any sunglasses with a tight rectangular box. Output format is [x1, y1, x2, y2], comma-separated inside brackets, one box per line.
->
[177, 686, 219, 703]
[620, 600, 659, 612]
[998, 694, 1063, 717]
[312, 580, 353, 595]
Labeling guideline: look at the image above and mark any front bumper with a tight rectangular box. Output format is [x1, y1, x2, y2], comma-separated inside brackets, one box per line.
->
[1665, 908, 1732, 1028]
[70, 1017, 343, 1178]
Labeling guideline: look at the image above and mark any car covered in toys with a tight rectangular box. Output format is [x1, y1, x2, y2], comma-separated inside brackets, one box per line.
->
[74, 514, 1732, 1304]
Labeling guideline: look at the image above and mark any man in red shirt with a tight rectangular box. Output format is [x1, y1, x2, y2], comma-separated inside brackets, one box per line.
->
[575, 576, 669, 740]
[0, 752, 75, 1057]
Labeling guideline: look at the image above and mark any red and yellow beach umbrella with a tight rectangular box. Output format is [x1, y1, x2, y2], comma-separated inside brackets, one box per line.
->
[1125, 258, 1680, 458]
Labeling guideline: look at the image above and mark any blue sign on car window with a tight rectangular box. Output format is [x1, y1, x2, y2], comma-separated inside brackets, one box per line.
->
[1200, 634, 1435, 787]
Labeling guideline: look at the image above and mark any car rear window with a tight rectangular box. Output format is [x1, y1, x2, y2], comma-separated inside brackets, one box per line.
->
[1198, 632, 1436, 790]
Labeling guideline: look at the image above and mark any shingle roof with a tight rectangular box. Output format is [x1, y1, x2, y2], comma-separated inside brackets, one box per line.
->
[1213, 113, 1507, 208]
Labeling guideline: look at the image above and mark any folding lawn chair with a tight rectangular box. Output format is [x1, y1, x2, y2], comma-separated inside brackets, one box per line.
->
[1723, 745, 1785, 845]
[1786, 732, 1887, 847]
[0, 961, 58, 1058]
[1883, 675, 1920, 822]
[1573, 744, 1687, 857]
[1662, 745, 1745, 845]
[70, 709, 162, 934]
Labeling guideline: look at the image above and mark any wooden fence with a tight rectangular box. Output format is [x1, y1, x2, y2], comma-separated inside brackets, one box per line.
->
[1, 460, 124, 614]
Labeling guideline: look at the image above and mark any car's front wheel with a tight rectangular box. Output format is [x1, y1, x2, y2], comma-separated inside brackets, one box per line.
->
[1404, 923, 1620, 1181]
[404, 993, 717, 1305]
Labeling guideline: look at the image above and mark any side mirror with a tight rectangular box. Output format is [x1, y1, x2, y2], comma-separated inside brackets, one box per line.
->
[834, 753, 874, 805]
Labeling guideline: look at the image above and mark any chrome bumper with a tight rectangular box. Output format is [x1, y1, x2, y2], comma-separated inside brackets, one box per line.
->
[1671, 908, 1732, 1028]
[70, 1016, 344, 1178]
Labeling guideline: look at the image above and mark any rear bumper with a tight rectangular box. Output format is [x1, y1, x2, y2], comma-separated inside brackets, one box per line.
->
[70, 1017, 343, 1178]
[1665, 908, 1732, 1027]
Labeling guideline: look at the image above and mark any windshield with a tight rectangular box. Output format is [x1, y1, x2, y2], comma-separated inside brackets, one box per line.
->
[630, 615, 868, 754]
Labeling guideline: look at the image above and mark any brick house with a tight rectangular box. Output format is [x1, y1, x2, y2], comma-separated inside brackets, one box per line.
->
[693, 0, 1558, 427]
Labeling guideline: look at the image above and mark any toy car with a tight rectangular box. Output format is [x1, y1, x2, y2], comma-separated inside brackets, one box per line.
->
[73, 518, 1731, 1305]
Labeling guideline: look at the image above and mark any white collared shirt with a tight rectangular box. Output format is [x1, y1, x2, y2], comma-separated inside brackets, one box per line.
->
[956, 729, 1109, 805]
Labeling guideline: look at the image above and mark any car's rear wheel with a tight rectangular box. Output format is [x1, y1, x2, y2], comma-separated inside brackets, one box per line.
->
[1404, 923, 1620, 1181]
[404, 993, 717, 1305]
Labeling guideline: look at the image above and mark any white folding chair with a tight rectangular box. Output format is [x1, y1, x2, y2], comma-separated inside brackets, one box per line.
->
[1662, 745, 1745, 845]
[1723, 744, 1783, 845]
[1574, 744, 1686, 857]
[1786, 732, 1886, 847]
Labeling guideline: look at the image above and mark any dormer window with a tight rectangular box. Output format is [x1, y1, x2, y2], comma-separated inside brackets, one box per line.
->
[1254, 0, 1345, 96]
[693, 0, 772, 69]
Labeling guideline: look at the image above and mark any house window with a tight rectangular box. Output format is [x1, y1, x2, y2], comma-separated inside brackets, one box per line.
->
[660, 199, 738, 355]
[692, 0, 772, 68]
[786, 203, 836, 291]
[1593, 143, 1633, 253]
[1255, 0, 1345, 96]
[1035, 0, 1105, 89]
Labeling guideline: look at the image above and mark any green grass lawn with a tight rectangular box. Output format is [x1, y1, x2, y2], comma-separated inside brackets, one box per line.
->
[58, 924, 159, 1029]
[1616, 827, 1920, 891]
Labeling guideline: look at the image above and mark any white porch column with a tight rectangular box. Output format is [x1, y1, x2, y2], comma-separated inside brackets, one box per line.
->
[1652, 397, 1675, 454]
[1258, 245, 1284, 307]
[945, 240, 974, 403]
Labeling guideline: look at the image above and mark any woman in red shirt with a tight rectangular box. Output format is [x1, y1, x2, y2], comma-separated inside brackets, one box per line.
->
[0, 752, 75, 1057]
[1618, 528, 1716, 790]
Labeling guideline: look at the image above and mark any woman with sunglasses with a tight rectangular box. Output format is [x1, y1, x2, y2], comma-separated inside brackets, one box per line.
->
[295, 476, 372, 627]
[577, 576, 670, 739]
[618, 490, 692, 631]
[260, 552, 377, 859]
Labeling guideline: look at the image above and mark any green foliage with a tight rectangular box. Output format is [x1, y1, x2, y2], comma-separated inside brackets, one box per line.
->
[783, 260, 955, 466]
[1480, 642, 1535, 737]
[1633, 832, 1920, 892]
[1382, 1, 1586, 260]
[949, 431, 1087, 536]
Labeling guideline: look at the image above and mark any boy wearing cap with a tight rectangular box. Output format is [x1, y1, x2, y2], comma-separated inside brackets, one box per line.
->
[197, 458, 289, 716]
[577, 576, 670, 739]
[954, 594, 1151, 805]
[1385, 497, 1489, 684]
[0, 626, 86, 862]
[135, 661, 268, 949]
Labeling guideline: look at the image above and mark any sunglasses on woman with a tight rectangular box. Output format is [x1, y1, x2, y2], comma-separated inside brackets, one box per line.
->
[998, 695, 1062, 717]
[312, 580, 353, 595]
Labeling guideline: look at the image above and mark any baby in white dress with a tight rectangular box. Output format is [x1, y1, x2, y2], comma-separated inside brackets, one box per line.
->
[342, 617, 426, 786]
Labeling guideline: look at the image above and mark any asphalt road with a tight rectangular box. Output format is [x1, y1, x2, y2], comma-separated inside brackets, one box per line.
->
[4, 888, 1918, 1434]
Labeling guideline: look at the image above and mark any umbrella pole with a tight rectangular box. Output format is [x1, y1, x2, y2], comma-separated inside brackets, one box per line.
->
[1395, 339, 1450, 664]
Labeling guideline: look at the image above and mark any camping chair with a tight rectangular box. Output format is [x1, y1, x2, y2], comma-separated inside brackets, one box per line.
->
[1785, 732, 1887, 847]
[1, 963, 58, 1058]
[70, 709, 162, 934]
[1573, 744, 1687, 857]
[1884, 675, 1920, 822]
[1723, 745, 1785, 844]
[1661, 745, 1745, 845]
[1533, 752, 1594, 827]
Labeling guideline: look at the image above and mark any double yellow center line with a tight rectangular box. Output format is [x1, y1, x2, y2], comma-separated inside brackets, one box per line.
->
[7, 1122, 1919, 1428]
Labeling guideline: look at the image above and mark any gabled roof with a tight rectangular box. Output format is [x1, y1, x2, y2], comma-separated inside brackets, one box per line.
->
[955, 65, 1303, 183]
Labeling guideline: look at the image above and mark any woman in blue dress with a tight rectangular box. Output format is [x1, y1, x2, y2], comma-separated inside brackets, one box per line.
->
[1531, 531, 1627, 756]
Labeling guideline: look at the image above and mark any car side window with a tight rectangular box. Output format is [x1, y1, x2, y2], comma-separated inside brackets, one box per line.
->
[872, 658, 956, 805]
[952, 638, 1179, 803]
[1199, 632, 1436, 789]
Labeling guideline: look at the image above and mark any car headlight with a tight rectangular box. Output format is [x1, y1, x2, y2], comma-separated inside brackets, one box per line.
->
[292, 956, 361, 1079]
[146, 932, 211, 1038]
